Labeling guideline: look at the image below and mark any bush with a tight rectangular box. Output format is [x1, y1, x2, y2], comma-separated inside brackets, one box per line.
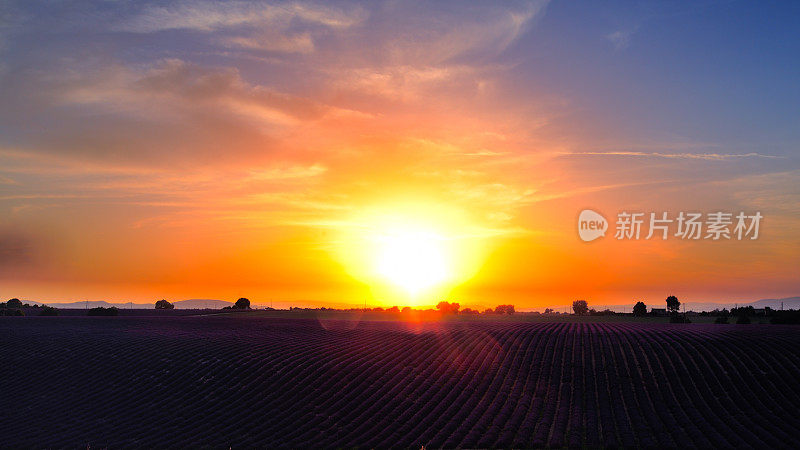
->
[234, 298, 251, 309]
[731, 306, 755, 317]
[572, 300, 588, 316]
[1, 308, 24, 316]
[666, 295, 680, 314]
[87, 307, 119, 316]
[436, 301, 460, 314]
[494, 305, 515, 315]
[155, 299, 175, 309]
[6, 298, 23, 309]
[714, 316, 729, 324]
[39, 306, 59, 316]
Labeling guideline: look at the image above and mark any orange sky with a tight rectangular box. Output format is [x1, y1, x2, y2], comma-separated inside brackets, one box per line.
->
[1, 1, 798, 309]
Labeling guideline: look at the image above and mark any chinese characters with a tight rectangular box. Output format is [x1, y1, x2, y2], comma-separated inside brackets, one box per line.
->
[614, 211, 762, 240]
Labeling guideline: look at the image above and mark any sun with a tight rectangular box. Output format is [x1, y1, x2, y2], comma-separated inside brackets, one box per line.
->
[333, 201, 491, 306]
[375, 227, 450, 296]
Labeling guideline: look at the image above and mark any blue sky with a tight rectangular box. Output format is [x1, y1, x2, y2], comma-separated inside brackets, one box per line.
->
[521, 0, 800, 150]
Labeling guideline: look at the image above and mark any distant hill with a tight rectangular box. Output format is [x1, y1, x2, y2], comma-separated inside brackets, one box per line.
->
[535, 296, 800, 313]
[747, 296, 800, 309]
[678, 296, 800, 312]
[23, 300, 152, 309]
[17, 299, 232, 309]
[173, 299, 232, 309]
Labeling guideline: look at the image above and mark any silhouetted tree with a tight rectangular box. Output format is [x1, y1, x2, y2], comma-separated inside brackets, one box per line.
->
[495, 304, 515, 315]
[155, 299, 174, 310]
[666, 295, 680, 314]
[572, 300, 589, 315]
[731, 306, 755, 317]
[39, 306, 58, 316]
[88, 307, 118, 316]
[461, 308, 479, 315]
[714, 316, 729, 324]
[234, 298, 251, 309]
[436, 301, 460, 314]
[633, 301, 647, 316]
[401, 306, 412, 313]
[544, 308, 554, 315]
[386, 306, 400, 313]
[6, 298, 22, 309]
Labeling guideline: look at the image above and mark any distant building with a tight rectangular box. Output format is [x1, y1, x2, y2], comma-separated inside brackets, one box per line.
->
[650, 308, 667, 316]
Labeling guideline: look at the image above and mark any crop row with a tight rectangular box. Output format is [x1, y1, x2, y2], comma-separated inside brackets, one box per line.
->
[1, 317, 799, 448]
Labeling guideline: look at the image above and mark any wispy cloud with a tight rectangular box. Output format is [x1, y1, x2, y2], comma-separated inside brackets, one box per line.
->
[374, 1, 548, 66]
[221, 32, 315, 54]
[606, 28, 637, 50]
[564, 151, 781, 161]
[116, 1, 365, 33]
[0, 229, 34, 267]
[114, 1, 367, 55]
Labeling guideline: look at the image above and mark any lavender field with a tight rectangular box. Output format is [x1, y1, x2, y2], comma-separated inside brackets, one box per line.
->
[2, 317, 799, 448]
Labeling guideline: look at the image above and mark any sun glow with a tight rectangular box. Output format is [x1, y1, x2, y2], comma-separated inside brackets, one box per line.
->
[334, 202, 491, 306]
[375, 227, 450, 295]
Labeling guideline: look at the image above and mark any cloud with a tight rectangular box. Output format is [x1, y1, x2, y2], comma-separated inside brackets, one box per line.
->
[116, 1, 365, 33]
[0, 58, 365, 165]
[0, 229, 34, 268]
[247, 164, 327, 181]
[463, 150, 511, 157]
[564, 151, 781, 161]
[46, 58, 330, 124]
[369, 1, 548, 66]
[221, 32, 315, 53]
[713, 170, 800, 216]
[331, 65, 485, 102]
[116, 0, 547, 61]
[134, 59, 328, 121]
[606, 29, 636, 50]
[113, 1, 366, 55]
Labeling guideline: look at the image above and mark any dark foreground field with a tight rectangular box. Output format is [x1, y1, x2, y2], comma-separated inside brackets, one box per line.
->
[2, 317, 799, 448]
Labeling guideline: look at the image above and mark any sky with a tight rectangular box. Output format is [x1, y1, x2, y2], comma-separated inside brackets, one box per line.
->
[1, 0, 798, 309]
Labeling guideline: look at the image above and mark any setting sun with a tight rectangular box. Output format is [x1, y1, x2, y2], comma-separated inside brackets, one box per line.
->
[332, 202, 491, 306]
[375, 227, 450, 296]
